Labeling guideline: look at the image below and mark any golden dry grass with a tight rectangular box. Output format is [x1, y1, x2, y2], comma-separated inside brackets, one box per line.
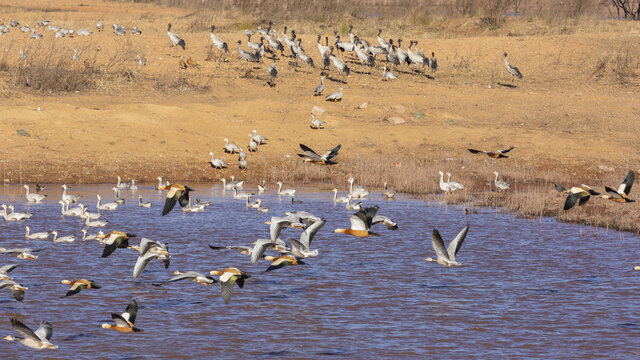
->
[0, 0, 639, 232]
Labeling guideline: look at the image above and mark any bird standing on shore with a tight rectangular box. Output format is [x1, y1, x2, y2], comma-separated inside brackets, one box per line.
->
[167, 23, 185, 50]
[504, 52, 522, 82]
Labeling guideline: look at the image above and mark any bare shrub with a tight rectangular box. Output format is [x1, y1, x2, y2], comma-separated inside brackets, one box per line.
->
[479, 0, 511, 27]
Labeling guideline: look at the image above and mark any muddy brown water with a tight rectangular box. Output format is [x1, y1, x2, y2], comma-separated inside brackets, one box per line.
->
[0, 184, 638, 358]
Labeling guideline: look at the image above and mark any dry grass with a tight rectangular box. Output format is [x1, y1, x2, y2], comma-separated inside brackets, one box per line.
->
[0, 41, 136, 93]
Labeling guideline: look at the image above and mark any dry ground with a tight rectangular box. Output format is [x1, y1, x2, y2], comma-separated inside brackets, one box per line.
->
[0, 0, 639, 231]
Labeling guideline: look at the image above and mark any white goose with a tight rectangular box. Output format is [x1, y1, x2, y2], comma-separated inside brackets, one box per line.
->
[224, 138, 242, 154]
[347, 177, 369, 198]
[23, 185, 46, 202]
[332, 188, 349, 203]
[79, 204, 101, 219]
[438, 171, 453, 193]
[112, 187, 125, 204]
[25, 226, 49, 240]
[85, 216, 108, 228]
[96, 195, 118, 211]
[446, 173, 465, 191]
[345, 195, 363, 211]
[232, 187, 255, 200]
[61, 184, 79, 203]
[58, 201, 79, 217]
[2, 205, 32, 221]
[257, 180, 267, 193]
[51, 231, 75, 243]
[209, 151, 228, 169]
[277, 182, 296, 196]
[138, 196, 151, 208]
[81, 229, 100, 241]
[182, 197, 206, 213]
[493, 171, 511, 191]
[116, 177, 130, 189]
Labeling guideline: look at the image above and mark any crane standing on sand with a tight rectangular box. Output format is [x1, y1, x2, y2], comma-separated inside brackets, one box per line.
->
[167, 23, 185, 51]
[504, 52, 522, 82]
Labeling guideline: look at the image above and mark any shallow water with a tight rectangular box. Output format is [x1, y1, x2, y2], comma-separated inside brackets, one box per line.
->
[0, 183, 639, 358]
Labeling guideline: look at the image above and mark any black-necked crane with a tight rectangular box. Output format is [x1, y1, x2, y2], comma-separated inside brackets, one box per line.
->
[209, 25, 228, 53]
[504, 52, 522, 82]
[167, 23, 185, 50]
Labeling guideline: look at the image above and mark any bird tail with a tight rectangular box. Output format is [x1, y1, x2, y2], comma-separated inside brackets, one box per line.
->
[178, 39, 186, 50]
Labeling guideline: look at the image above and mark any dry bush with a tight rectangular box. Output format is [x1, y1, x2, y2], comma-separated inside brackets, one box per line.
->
[10, 46, 98, 92]
[590, 46, 638, 85]
[610, 48, 638, 85]
[479, 0, 511, 27]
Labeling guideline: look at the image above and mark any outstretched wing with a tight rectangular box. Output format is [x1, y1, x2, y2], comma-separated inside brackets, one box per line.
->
[447, 224, 469, 261]
[618, 170, 635, 196]
[468, 149, 486, 154]
[554, 184, 566, 193]
[122, 299, 138, 325]
[133, 252, 157, 278]
[498, 146, 515, 154]
[10, 318, 39, 341]
[431, 229, 450, 262]
[162, 187, 181, 216]
[220, 281, 234, 304]
[322, 144, 342, 160]
[34, 321, 54, 341]
[251, 239, 275, 264]
[299, 219, 325, 249]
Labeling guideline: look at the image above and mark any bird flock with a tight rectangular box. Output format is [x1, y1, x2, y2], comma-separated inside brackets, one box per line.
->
[4, 16, 524, 96]
[1, 17, 636, 352]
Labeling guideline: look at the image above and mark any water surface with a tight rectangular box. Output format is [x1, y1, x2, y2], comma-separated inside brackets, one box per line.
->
[0, 184, 639, 358]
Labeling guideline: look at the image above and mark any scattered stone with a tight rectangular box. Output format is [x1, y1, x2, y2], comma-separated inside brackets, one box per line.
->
[357, 102, 368, 109]
[17, 129, 30, 137]
[311, 106, 326, 116]
[387, 116, 405, 125]
[598, 165, 614, 172]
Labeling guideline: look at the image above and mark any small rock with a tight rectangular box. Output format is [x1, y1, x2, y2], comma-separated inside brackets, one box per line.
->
[311, 106, 326, 116]
[391, 104, 405, 113]
[16, 129, 30, 137]
[388, 116, 405, 125]
[357, 102, 368, 109]
[598, 165, 614, 172]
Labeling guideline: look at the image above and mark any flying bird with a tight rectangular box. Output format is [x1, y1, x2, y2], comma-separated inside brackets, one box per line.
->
[555, 184, 600, 210]
[101, 299, 142, 333]
[468, 146, 515, 158]
[4, 318, 57, 349]
[297, 144, 341, 165]
[425, 225, 469, 266]
[159, 184, 194, 215]
[601, 170, 635, 203]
